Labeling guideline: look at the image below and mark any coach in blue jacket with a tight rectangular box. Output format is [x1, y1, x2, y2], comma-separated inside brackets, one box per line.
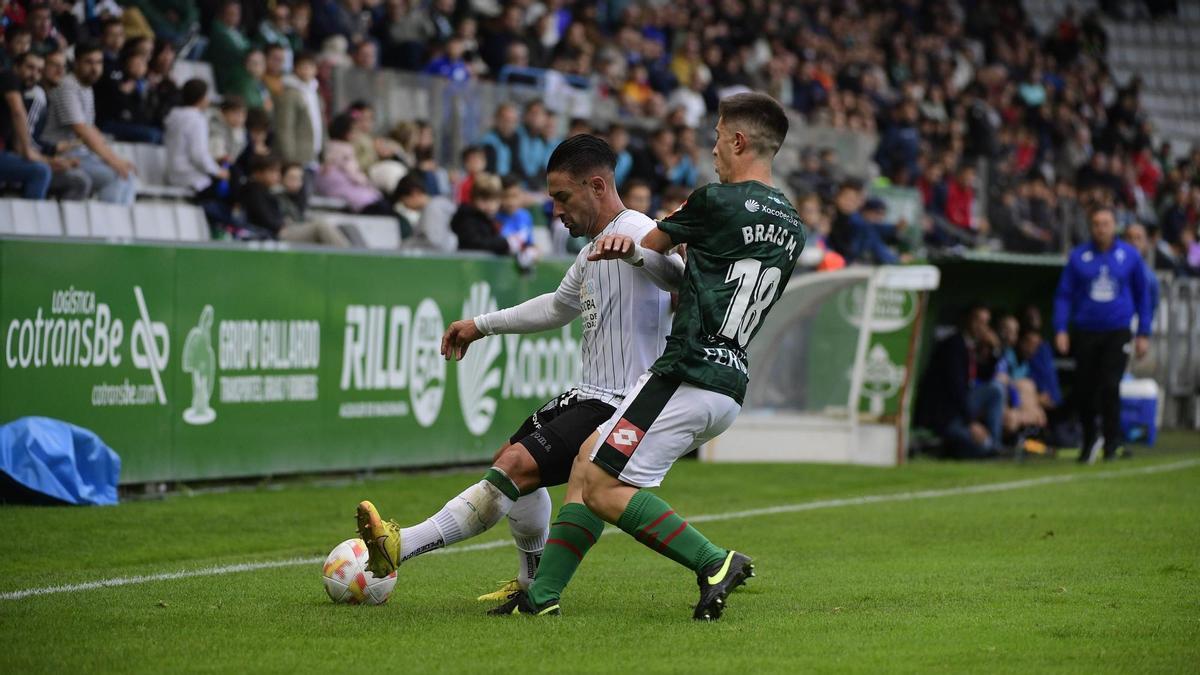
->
[1053, 207, 1152, 462]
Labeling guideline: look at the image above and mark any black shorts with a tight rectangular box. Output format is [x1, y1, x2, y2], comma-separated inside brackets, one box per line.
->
[509, 389, 617, 487]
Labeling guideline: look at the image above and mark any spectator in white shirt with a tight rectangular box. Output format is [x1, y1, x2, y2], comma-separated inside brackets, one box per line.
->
[666, 68, 710, 129]
[41, 40, 136, 204]
[163, 79, 229, 195]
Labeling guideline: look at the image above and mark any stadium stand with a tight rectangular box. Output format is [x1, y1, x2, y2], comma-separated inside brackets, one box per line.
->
[1, 0, 1197, 269]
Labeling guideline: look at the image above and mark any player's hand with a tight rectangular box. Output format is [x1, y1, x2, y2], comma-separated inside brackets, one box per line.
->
[441, 319, 483, 361]
[1054, 331, 1069, 355]
[968, 422, 990, 447]
[1134, 335, 1149, 359]
[587, 234, 636, 261]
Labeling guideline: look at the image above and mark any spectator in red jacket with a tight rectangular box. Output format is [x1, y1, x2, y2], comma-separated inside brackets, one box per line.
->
[945, 163, 980, 232]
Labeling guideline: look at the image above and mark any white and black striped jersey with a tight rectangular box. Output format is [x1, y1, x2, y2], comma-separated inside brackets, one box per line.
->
[554, 210, 673, 406]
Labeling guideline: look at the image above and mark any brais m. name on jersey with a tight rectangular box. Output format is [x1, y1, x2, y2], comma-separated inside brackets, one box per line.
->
[740, 221, 800, 257]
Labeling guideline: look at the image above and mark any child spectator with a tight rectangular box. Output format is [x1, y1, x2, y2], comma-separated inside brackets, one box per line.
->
[279, 162, 309, 224]
[209, 96, 248, 167]
[451, 172, 511, 254]
[96, 41, 161, 143]
[240, 154, 349, 247]
[392, 173, 459, 252]
[498, 174, 535, 251]
[164, 79, 227, 194]
[454, 145, 487, 204]
[315, 112, 411, 236]
[274, 50, 322, 168]
[233, 107, 273, 195]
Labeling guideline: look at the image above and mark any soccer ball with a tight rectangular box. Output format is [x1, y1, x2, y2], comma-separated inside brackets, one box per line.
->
[321, 538, 397, 605]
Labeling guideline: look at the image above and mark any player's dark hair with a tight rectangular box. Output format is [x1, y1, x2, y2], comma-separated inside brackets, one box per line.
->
[717, 92, 789, 159]
[181, 78, 209, 106]
[545, 134, 617, 179]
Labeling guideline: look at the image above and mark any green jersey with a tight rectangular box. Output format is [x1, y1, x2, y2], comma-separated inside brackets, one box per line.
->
[651, 181, 805, 404]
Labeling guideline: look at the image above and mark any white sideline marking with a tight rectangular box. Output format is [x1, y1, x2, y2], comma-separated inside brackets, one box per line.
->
[3, 459, 1196, 601]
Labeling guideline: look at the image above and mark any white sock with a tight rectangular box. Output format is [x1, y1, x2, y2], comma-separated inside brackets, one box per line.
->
[506, 487, 551, 589]
[399, 478, 515, 561]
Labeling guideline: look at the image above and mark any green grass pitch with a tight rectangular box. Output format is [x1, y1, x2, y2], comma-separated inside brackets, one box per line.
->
[1, 433, 1198, 673]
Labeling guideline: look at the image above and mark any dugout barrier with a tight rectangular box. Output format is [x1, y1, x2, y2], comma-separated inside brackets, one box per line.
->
[0, 237, 580, 484]
[705, 265, 941, 467]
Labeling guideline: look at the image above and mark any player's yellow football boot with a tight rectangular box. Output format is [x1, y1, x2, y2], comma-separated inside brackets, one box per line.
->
[356, 500, 401, 578]
[694, 551, 755, 620]
[486, 590, 561, 616]
[477, 579, 521, 602]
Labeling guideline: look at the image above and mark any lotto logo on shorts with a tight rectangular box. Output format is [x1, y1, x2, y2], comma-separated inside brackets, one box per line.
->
[608, 419, 645, 456]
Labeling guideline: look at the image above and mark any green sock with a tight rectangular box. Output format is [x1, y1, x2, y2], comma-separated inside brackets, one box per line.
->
[527, 503, 605, 606]
[617, 490, 726, 572]
[482, 467, 520, 501]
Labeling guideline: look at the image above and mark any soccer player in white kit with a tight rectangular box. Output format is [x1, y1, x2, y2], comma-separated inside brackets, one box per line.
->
[355, 135, 685, 602]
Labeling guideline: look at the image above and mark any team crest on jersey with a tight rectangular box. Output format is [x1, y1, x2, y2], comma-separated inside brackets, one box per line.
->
[744, 199, 761, 213]
[607, 418, 645, 457]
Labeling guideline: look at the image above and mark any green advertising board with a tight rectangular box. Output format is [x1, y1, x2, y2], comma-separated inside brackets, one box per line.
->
[0, 239, 579, 484]
[805, 282, 922, 419]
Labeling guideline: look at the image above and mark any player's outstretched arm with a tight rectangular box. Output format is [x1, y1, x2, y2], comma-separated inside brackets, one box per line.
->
[587, 232, 684, 292]
[441, 293, 579, 360]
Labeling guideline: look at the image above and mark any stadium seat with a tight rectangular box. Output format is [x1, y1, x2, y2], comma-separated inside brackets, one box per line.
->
[309, 195, 350, 210]
[111, 142, 195, 200]
[5, 199, 65, 236]
[171, 60, 217, 93]
[172, 204, 209, 241]
[59, 201, 90, 237]
[310, 210, 400, 249]
[132, 202, 178, 240]
[86, 202, 134, 239]
[348, 214, 401, 249]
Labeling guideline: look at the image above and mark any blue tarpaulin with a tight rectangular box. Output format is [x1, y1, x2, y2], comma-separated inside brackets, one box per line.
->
[0, 417, 121, 505]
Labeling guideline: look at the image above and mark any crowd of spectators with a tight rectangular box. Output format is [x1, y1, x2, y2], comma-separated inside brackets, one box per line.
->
[0, 0, 1199, 273]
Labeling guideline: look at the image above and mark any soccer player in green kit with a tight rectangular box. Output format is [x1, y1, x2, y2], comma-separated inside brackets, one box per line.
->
[492, 92, 806, 620]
